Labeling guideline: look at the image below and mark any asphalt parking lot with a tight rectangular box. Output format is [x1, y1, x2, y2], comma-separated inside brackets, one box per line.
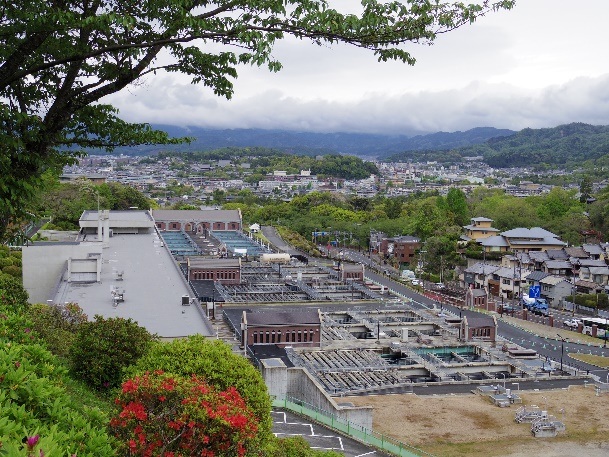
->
[272, 409, 389, 456]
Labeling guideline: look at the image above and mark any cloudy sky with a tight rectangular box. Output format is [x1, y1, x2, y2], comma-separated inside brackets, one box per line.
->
[106, 0, 609, 135]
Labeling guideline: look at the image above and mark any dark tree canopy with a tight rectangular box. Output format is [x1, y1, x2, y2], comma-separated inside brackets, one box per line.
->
[0, 0, 514, 242]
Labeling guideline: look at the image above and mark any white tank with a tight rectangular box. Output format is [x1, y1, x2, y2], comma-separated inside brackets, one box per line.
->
[260, 253, 291, 264]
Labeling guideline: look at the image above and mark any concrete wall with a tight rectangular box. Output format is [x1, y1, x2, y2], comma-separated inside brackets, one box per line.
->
[22, 242, 102, 304]
[36, 230, 78, 242]
[261, 358, 372, 429]
[286, 366, 373, 429]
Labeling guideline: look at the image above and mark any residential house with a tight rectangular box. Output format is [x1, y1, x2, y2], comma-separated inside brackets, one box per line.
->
[500, 227, 565, 253]
[488, 266, 529, 300]
[462, 262, 500, 291]
[541, 259, 572, 277]
[461, 217, 500, 242]
[583, 243, 605, 260]
[524, 270, 550, 291]
[539, 275, 572, 307]
[577, 259, 609, 284]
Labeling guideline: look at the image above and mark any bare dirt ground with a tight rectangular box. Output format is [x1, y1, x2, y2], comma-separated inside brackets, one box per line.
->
[347, 314, 609, 457]
[348, 386, 609, 457]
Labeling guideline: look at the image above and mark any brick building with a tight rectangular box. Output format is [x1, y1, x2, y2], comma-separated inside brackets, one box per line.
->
[187, 258, 241, 284]
[465, 287, 489, 310]
[152, 209, 242, 233]
[460, 315, 497, 342]
[339, 263, 365, 281]
[379, 235, 420, 266]
[241, 310, 322, 348]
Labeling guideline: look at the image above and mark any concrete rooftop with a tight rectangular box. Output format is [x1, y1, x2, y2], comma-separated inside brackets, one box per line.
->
[53, 231, 213, 338]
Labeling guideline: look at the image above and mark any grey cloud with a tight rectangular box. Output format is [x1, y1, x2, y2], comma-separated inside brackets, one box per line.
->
[107, 71, 609, 135]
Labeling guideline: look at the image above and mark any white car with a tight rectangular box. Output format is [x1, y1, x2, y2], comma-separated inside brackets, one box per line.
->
[411, 279, 421, 286]
[563, 318, 582, 329]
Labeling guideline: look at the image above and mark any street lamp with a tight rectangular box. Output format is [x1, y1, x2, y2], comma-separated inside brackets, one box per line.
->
[557, 334, 568, 373]
[499, 372, 506, 390]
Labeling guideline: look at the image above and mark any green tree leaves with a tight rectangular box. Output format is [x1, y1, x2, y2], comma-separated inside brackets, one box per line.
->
[0, 0, 512, 241]
[69, 315, 156, 390]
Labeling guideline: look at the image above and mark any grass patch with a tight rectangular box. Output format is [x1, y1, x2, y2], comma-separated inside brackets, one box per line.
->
[570, 353, 609, 368]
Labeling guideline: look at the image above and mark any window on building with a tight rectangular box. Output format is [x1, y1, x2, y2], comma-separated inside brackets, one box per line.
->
[303, 331, 308, 342]
[265, 331, 270, 343]
[297, 331, 301, 342]
[271, 331, 275, 343]
[253, 332, 258, 344]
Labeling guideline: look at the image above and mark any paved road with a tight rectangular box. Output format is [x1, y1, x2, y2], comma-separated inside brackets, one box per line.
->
[259, 232, 609, 381]
[360, 263, 609, 380]
[261, 225, 301, 256]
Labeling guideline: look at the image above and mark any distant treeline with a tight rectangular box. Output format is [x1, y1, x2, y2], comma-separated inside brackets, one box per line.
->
[159, 147, 379, 180]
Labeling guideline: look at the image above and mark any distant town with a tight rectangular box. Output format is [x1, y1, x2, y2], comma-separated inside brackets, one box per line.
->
[61, 153, 604, 205]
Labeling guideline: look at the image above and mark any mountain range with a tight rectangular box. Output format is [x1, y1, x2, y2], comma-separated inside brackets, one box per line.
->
[100, 123, 609, 168]
[115, 125, 516, 158]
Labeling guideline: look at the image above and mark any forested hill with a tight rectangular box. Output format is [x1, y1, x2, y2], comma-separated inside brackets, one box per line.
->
[385, 123, 609, 168]
[478, 123, 609, 167]
[100, 125, 514, 157]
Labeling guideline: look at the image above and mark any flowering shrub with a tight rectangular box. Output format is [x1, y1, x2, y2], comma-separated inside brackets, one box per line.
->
[127, 336, 273, 446]
[110, 371, 259, 457]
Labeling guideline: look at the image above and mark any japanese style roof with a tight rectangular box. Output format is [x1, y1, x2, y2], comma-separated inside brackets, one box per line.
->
[471, 217, 494, 222]
[501, 227, 560, 239]
[493, 267, 520, 279]
[589, 267, 609, 275]
[583, 244, 604, 256]
[464, 263, 501, 275]
[578, 259, 607, 267]
[539, 275, 570, 286]
[546, 249, 569, 260]
[528, 251, 550, 262]
[564, 247, 589, 258]
[479, 236, 510, 247]
[463, 224, 499, 232]
[526, 271, 550, 281]
[543, 260, 572, 270]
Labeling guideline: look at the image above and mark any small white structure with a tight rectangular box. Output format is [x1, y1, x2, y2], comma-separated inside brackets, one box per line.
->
[260, 253, 291, 264]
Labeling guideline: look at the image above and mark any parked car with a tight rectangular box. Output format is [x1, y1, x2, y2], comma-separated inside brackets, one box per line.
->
[500, 304, 517, 314]
[411, 279, 421, 286]
[563, 318, 582, 329]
